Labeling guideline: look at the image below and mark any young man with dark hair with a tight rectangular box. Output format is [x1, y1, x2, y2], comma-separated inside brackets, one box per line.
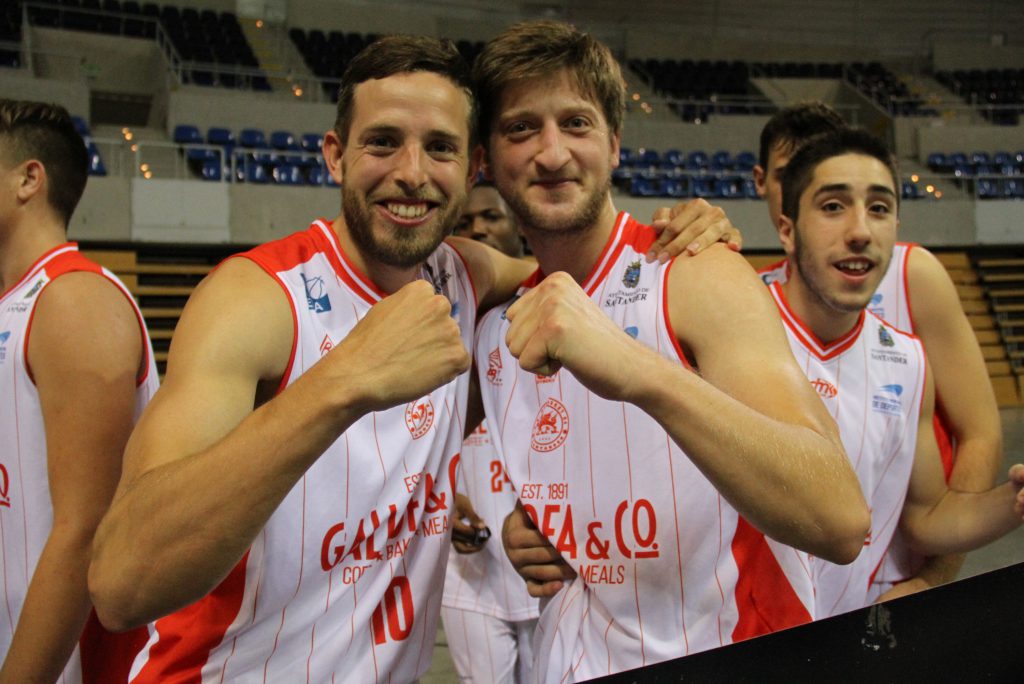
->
[472, 21, 868, 680]
[87, 34, 729, 681]
[756, 102, 1005, 601]
[0, 99, 158, 683]
[768, 127, 1023, 616]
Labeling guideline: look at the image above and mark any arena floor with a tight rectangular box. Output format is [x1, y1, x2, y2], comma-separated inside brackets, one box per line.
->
[422, 406, 1024, 682]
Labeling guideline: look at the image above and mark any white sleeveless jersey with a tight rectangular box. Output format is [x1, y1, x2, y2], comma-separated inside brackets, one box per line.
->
[0, 243, 159, 683]
[767, 281, 926, 617]
[759, 242, 914, 330]
[442, 420, 540, 622]
[128, 220, 476, 683]
[477, 213, 814, 683]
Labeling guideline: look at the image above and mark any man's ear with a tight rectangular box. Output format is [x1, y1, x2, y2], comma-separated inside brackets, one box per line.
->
[468, 144, 486, 190]
[609, 131, 621, 169]
[17, 159, 46, 203]
[752, 164, 767, 199]
[778, 214, 797, 257]
[323, 130, 344, 186]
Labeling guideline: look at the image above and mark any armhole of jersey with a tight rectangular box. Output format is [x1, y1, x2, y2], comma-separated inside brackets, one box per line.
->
[23, 292, 40, 386]
[661, 258, 694, 371]
[100, 271, 155, 387]
[231, 253, 300, 397]
[445, 241, 479, 309]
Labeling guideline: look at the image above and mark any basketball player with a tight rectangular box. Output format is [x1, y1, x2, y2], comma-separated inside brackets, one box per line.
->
[86, 35, 735, 681]
[0, 100, 158, 683]
[472, 21, 869, 681]
[754, 103, 1004, 600]
[767, 127, 1024, 617]
[454, 179, 526, 258]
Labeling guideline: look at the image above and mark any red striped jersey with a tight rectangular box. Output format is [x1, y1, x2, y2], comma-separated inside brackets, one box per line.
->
[127, 220, 476, 683]
[442, 420, 540, 622]
[476, 213, 814, 682]
[767, 281, 927, 616]
[0, 243, 158, 683]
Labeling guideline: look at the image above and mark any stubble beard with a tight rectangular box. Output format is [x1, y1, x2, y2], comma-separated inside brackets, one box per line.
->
[342, 184, 460, 269]
[500, 175, 611, 239]
[793, 228, 886, 316]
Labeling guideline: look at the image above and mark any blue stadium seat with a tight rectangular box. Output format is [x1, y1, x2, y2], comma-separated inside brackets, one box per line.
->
[238, 128, 268, 148]
[207, 127, 235, 147]
[970, 151, 991, 166]
[618, 147, 638, 167]
[629, 177, 661, 197]
[976, 178, 999, 199]
[663, 178, 691, 198]
[901, 180, 921, 199]
[1001, 178, 1023, 199]
[200, 158, 222, 181]
[270, 130, 299, 150]
[662, 149, 684, 167]
[685, 151, 709, 171]
[244, 163, 269, 184]
[718, 176, 743, 198]
[300, 133, 323, 153]
[926, 152, 948, 171]
[692, 177, 719, 199]
[742, 178, 758, 199]
[71, 116, 90, 137]
[734, 151, 756, 171]
[87, 143, 106, 176]
[710, 150, 732, 170]
[638, 149, 660, 166]
[173, 124, 203, 145]
[273, 164, 304, 185]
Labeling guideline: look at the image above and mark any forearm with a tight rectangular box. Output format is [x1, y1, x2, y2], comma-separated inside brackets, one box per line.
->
[90, 370, 368, 630]
[947, 435, 1002, 492]
[904, 482, 1022, 556]
[1, 529, 94, 684]
[632, 355, 867, 564]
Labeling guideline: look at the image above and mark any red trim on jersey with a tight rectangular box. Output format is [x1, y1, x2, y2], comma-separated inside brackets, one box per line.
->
[769, 282, 864, 360]
[0, 243, 76, 302]
[581, 213, 630, 296]
[660, 258, 694, 371]
[756, 258, 787, 279]
[80, 611, 150, 684]
[131, 553, 251, 683]
[315, 219, 388, 304]
[730, 518, 812, 642]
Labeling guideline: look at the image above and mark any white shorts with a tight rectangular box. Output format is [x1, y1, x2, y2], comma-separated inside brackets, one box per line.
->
[441, 607, 538, 684]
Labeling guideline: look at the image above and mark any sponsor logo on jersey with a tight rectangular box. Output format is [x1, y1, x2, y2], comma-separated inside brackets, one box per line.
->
[871, 383, 903, 416]
[405, 397, 435, 439]
[810, 377, 838, 399]
[531, 398, 569, 452]
[603, 286, 650, 308]
[6, 302, 29, 314]
[319, 333, 334, 356]
[486, 347, 502, 386]
[0, 464, 10, 507]
[423, 263, 451, 295]
[23, 278, 44, 299]
[869, 293, 885, 318]
[622, 260, 641, 288]
[0, 330, 9, 364]
[624, 325, 639, 339]
[301, 273, 332, 313]
[878, 324, 895, 347]
[535, 372, 557, 385]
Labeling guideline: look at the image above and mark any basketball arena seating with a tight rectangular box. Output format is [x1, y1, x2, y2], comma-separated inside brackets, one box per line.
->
[926, 151, 1024, 199]
[934, 68, 1024, 125]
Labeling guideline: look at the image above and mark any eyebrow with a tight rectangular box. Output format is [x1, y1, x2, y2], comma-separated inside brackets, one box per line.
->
[812, 183, 896, 199]
[361, 125, 463, 146]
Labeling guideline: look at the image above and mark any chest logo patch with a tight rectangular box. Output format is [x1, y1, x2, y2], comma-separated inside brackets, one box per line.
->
[405, 397, 435, 439]
[531, 398, 569, 452]
[810, 378, 837, 399]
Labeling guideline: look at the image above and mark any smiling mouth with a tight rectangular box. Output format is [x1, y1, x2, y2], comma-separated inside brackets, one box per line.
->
[833, 258, 874, 275]
[379, 201, 436, 222]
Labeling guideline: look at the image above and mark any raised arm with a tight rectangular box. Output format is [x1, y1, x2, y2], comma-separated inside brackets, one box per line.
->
[89, 259, 469, 631]
[503, 245, 868, 564]
[0, 273, 142, 683]
[899, 363, 1024, 556]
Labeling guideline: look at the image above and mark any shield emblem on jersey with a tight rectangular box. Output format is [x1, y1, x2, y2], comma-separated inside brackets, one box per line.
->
[622, 260, 641, 288]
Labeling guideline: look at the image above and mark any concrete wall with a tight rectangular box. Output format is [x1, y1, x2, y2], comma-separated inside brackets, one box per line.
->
[30, 27, 167, 97]
[0, 68, 90, 117]
[166, 87, 336, 136]
[622, 116, 765, 154]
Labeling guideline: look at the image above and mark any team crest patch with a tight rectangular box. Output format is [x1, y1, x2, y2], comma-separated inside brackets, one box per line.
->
[622, 260, 642, 288]
[531, 398, 569, 452]
[878, 324, 895, 347]
[301, 273, 332, 313]
[810, 378, 838, 399]
[0, 331, 9, 364]
[405, 398, 435, 439]
[486, 347, 503, 386]
[22, 278, 44, 299]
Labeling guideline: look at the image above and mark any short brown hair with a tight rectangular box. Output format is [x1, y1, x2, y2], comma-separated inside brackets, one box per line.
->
[333, 34, 476, 147]
[759, 101, 845, 170]
[781, 127, 900, 224]
[473, 20, 626, 146]
[0, 99, 88, 226]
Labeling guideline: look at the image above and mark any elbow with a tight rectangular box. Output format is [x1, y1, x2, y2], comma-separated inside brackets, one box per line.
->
[88, 540, 149, 633]
[814, 493, 871, 566]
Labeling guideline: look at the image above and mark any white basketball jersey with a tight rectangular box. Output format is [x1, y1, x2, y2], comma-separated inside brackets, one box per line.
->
[477, 214, 814, 683]
[767, 281, 926, 617]
[443, 420, 540, 622]
[128, 220, 476, 683]
[0, 243, 159, 683]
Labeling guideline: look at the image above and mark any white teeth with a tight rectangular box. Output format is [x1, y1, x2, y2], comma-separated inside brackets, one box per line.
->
[836, 261, 870, 273]
[386, 203, 428, 219]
